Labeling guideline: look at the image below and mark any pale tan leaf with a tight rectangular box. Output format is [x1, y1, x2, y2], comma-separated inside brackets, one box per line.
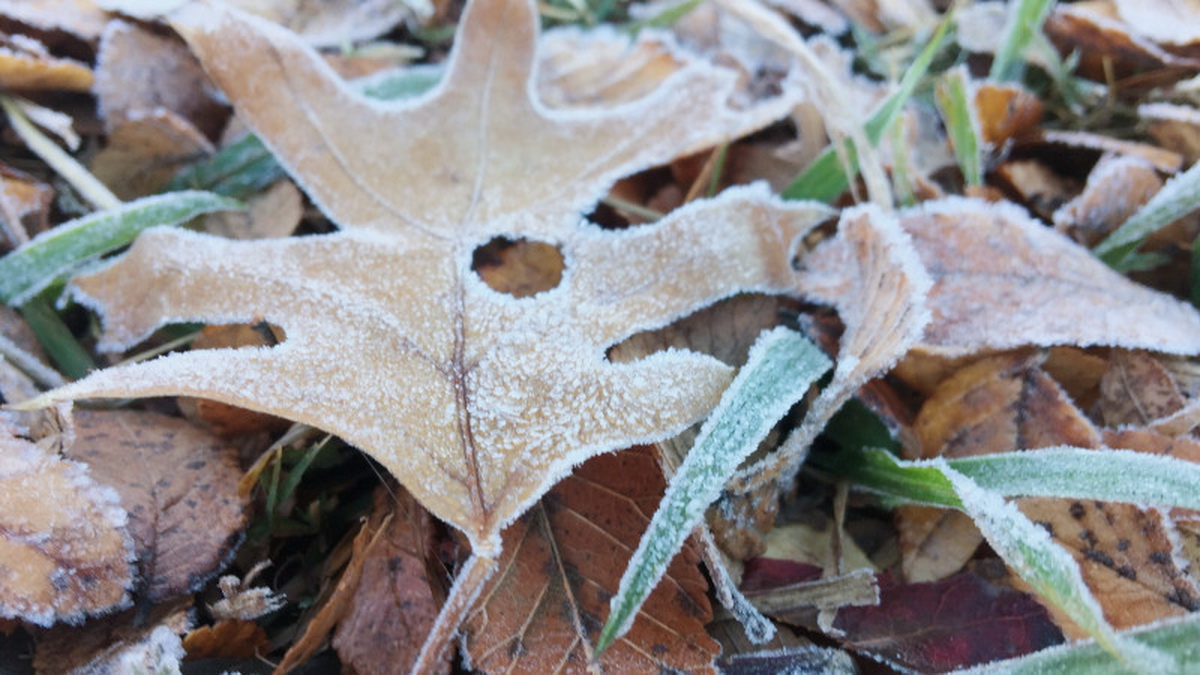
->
[0, 0, 110, 41]
[0, 430, 133, 627]
[89, 110, 214, 200]
[900, 198, 1200, 357]
[63, 410, 249, 602]
[462, 448, 719, 673]
[1113, 0, 1200, 47]
[23, 0, 826, 665]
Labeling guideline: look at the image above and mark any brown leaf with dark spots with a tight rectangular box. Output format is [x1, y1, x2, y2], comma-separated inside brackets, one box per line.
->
[463, 447, 718, 673]
[331, 487, 443, 675]
[1097, 350, 1186, 428]
[64, 410, 248, 602]
[0, 429, 133, 626]
[1019, 497, 1200, 630]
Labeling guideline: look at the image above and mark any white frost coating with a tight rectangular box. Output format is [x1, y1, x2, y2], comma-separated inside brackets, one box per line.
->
[941, 463, 1175, 672]
[902, 196, 1200, 356]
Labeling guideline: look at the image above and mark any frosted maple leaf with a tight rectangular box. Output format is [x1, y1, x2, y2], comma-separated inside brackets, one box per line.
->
[28, 0, 831, 665]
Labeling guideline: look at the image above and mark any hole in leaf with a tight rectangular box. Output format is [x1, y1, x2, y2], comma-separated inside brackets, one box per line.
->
[471, 237, 565, 298]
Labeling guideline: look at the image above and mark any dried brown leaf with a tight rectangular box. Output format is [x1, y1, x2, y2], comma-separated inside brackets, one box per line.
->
[463, 448, 719, 673]
[1052, 155, 1162, 248]
[1045, 3, 1200, 83]
[900, 198, 1200, 357]
[1142, 103, 1200, 164]
[974, 82, 1043, 147]
[94, 20, 226, 136]
[63, 410, 248, 602]
[199, 178, 303, 240]
[90, 111, 214, 201]
[182, 619, 269, 660]
[0, 429, 133, 627]
[331, 488, 442, 675]
[1097, 350, 1186, 428]
[899, 352, 1100, 583]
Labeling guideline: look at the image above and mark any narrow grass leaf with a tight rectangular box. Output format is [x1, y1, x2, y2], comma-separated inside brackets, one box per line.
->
[19, 295, 95, 379]
[595, 327, 831, 657]
[782, 11, 954, 202]
[162, 134, 285, 199]
[935, 66, 983, 186]
[988, 0, 1055, 82]
[949, 446, 1200, 511]
[0, 191, 242, 306]
[824, 446, 1200, 512]
[943, 465, 1173, 670]
[964, 612, 1200, 674]
[1095, 159, 1200, 266]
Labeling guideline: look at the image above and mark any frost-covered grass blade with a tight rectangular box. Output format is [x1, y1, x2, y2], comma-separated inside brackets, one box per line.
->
[988, 0, 1055, 82]
[19, 295, 95, 379]
[822, 445, 1200, 511]
[781, 11, 953, 202]
[0, 191, 243, 306]
[595, 327, 830, 657]
[1095, 159, 1200, 270]
[936, 66, 982, 187]
[943, 467, 1173, 670]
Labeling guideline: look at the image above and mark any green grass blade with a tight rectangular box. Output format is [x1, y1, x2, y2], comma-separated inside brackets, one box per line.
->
[163, 134, 284, 199]
[943, 465, 1172, 670]
[949, 446, 1200, 510]
[19, 295, 95, 379]
[0, 191, 243, 306]
[965, 612, 1200, 674]
[824, 445, 1200, 512]
[989, 0, 1055, 82]
[935, 66, 983, 186]
[782, 11, 954, 202]
[1095, 159, 1200, 267]
[595, 328, 831, 657]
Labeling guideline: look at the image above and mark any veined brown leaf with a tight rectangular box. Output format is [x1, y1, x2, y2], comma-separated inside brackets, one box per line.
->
[25, 0, 827, 665]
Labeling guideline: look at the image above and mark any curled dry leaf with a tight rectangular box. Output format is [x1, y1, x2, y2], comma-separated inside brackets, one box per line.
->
[463, 448, 719, 673]
[1044, 3, 1200, 83]
[1052, 155, 1162, 248]
[63, 410, 248, 602]
[90, 110, 215, 200]
[730, 204, 931, 501]
[0, 429, 133, 627]
[27, 0, 824, 665]
[899, 197, 1200, 357]
[1142, 103, 1200, 164]
[94, 20, 225, 136]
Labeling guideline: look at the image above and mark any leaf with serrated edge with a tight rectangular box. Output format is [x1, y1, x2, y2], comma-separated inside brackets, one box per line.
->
[22, 0, 828, 665]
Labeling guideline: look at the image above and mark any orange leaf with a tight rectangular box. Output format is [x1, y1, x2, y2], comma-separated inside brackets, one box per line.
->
[463, 448, 719, 672]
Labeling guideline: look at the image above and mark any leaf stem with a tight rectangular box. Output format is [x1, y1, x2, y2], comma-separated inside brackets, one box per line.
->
[413, 553, 498, 673]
